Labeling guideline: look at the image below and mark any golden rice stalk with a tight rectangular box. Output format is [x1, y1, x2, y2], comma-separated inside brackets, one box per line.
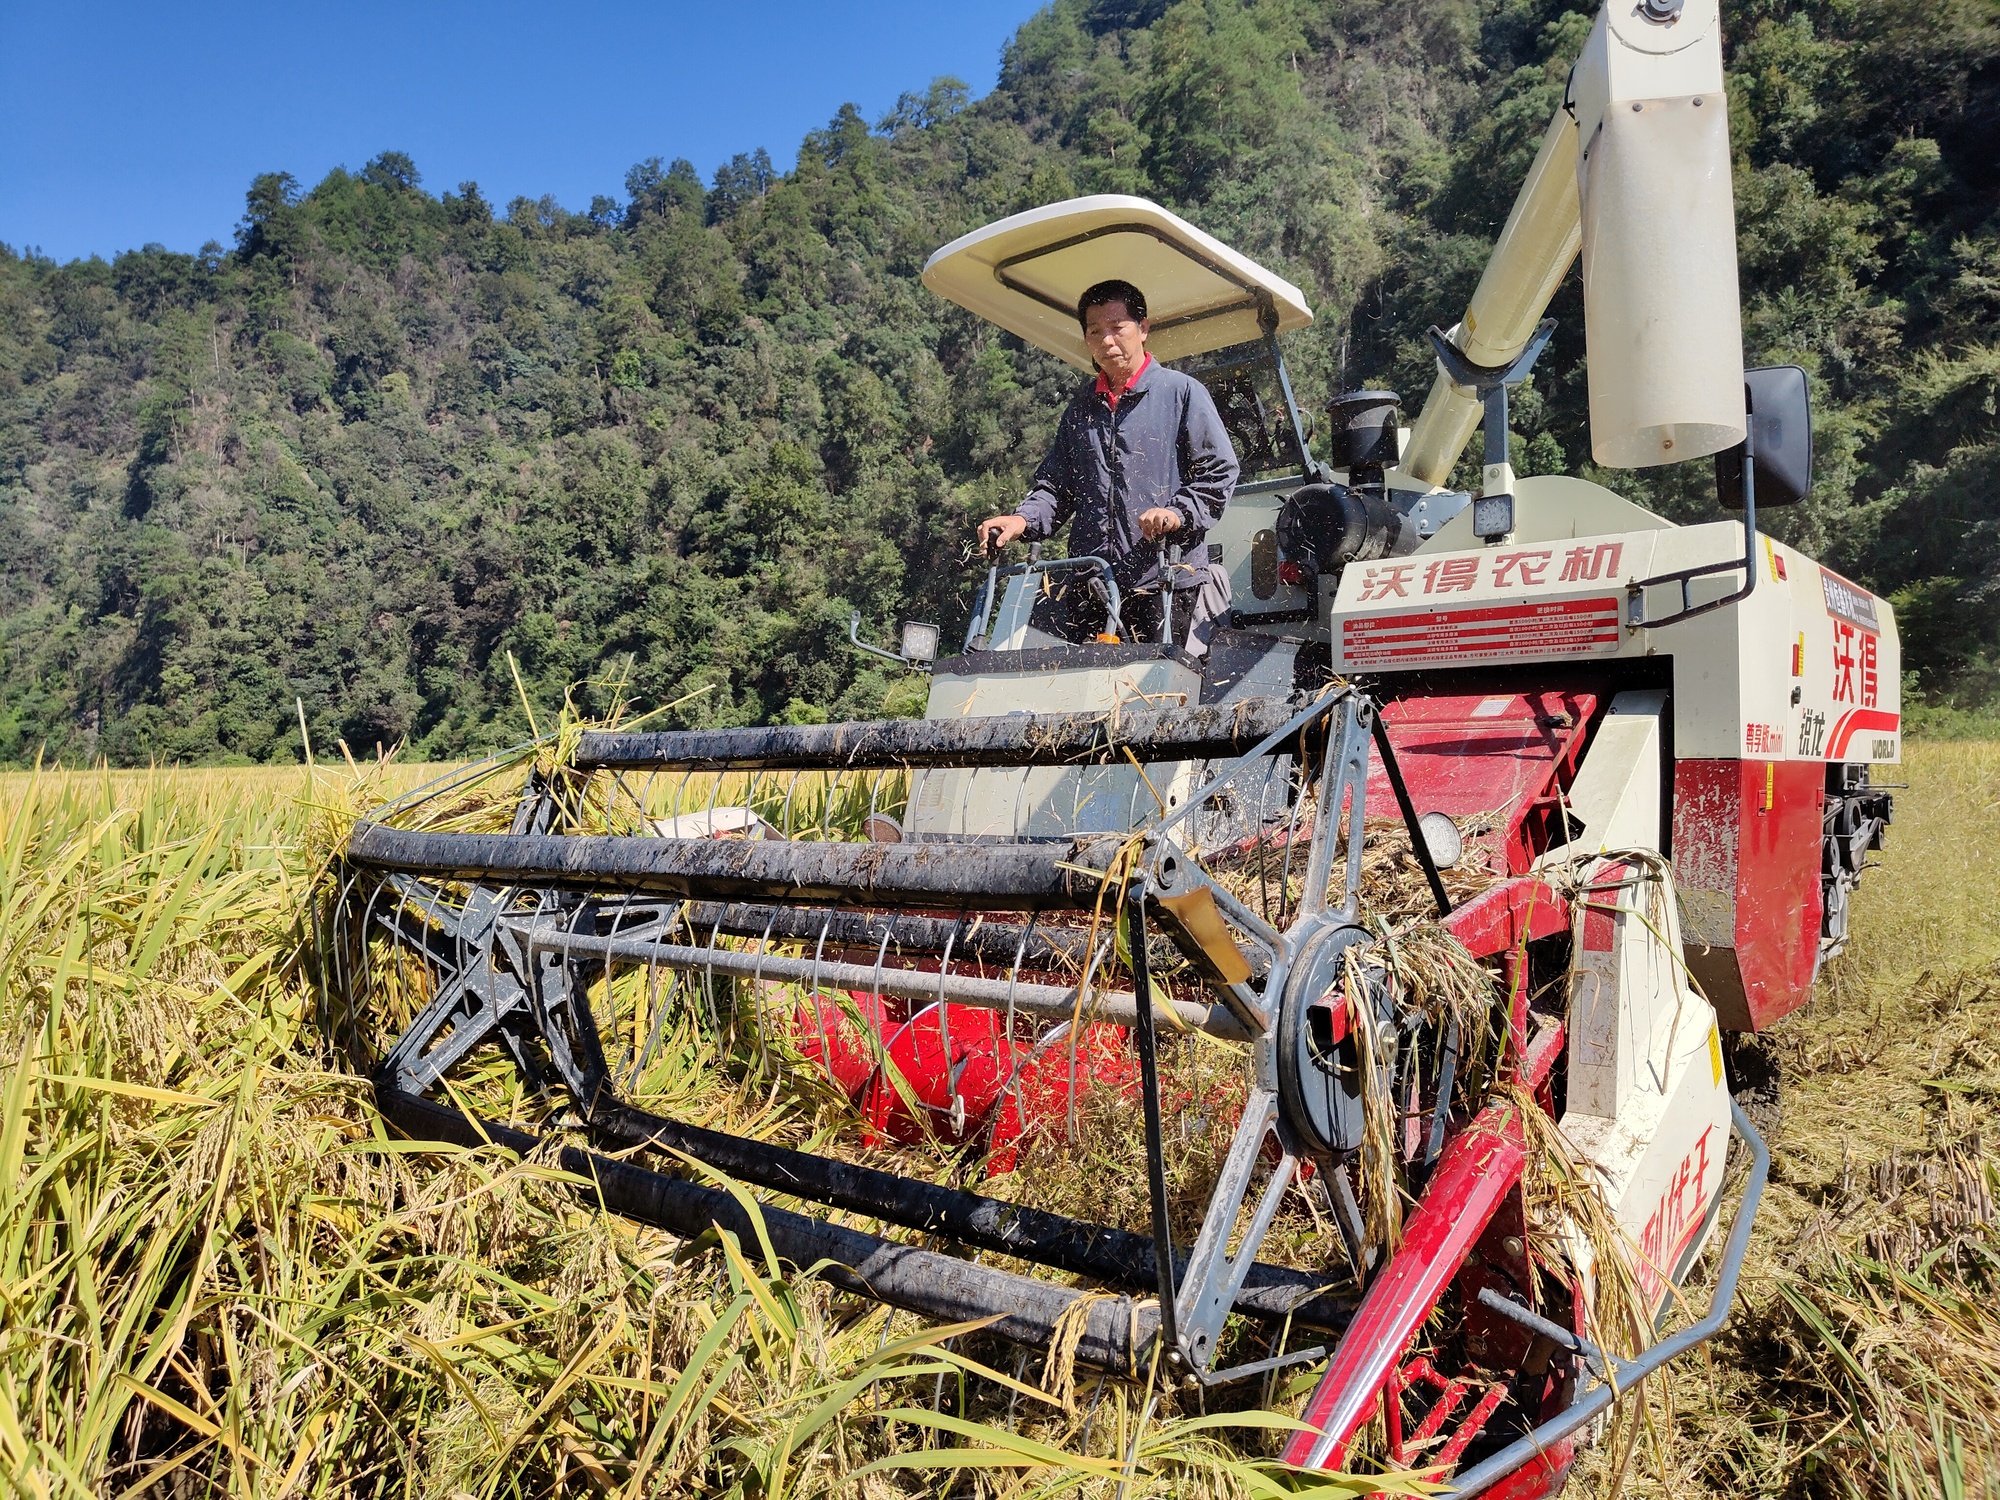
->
[1043, 1291, 1130, 1412]
[1499, 1081, 1653, 1361]
[1346, 945, 1407, 1257]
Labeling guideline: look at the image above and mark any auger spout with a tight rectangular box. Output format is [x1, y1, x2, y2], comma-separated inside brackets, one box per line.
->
[1395, 104, 1582, 491]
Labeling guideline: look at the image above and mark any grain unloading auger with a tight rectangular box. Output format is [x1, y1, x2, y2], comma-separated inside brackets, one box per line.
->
[329, 0, 1904, 1489]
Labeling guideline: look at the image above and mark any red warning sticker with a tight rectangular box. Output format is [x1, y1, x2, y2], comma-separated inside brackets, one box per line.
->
[1342, 597, 1623, 666]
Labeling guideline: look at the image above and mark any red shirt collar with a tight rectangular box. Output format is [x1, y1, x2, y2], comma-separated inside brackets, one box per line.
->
[1093, 353, 1151, 408]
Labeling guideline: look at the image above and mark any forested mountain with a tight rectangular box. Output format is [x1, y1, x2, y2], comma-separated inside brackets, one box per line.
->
[1, 0, 1994, 764]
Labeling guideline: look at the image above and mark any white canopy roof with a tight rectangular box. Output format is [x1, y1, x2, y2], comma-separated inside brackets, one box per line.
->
[921, 195, 1313, 371]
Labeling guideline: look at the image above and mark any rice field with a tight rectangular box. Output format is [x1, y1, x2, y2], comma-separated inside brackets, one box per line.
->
[1578, 741, 2000, 1499]
[0, 742, 1993, 1497]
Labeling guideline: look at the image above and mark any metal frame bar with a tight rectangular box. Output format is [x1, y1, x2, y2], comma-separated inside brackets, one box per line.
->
[511, 921, 1250, 1040]
[1284, 1106, 1531, 1470]
[1151, 689, 1350, 845]
[1138, 693, 1377, 1381]
[673, 902, 1092, 971]
[1368, 714, 1453, 917]
[1624, 419, 1759, 630]
[1438, 1100, 1770, 1497]
[377, 1087, 1157, 1370]
[1126, 889, 1183, 1365]
[1169, 1087, 1327, 1385]
[1425, 321, 1557, 542]
[1299, 696, 1373, 921]
[584, 1099, 1351, 1327]
[345, 824, 1126, 910]
[574, 695, 1293, 773]
[989, 220, 1267, 332]
[1261, 328, 1322, 484]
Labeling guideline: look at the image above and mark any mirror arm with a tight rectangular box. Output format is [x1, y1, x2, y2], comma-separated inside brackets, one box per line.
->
[1625, 421, 1760, 631]
[847, 611, 926, 670]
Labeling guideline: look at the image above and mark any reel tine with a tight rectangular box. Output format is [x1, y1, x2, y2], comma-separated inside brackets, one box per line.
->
[808, 910, 836, 1085]
[777, 765, 799, 837]
[703, 907, 726, 1042]
[627, 954, 672, 1092]
[751, 904, 780, 1073]
[936, 913, 967, 1079]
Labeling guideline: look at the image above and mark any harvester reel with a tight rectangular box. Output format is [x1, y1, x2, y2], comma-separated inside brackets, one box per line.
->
[1275, 921, 1394, 1159]
[337, 690, 1423, 1396]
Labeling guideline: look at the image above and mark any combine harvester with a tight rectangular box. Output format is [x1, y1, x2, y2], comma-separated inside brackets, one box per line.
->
[330, 0, 1899, 1489]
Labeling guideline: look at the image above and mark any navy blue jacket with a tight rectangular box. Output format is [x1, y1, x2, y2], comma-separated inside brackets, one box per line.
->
[1016, 358, 1240, 593]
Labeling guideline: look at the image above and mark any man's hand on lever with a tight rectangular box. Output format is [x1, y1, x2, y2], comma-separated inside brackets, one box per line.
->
[981, 508, 1179, 555]
[978, 514, 1030, 558]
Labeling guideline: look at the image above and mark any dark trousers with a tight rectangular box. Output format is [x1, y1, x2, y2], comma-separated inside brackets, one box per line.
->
[1027, 561, 1232, 658]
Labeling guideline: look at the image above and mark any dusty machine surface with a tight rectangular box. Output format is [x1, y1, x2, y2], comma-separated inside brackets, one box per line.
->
[331, 1, 1899, 1490]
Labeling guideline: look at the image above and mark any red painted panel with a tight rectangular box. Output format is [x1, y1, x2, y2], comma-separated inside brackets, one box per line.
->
[860, 1003, 1021, 1147]
[1736, 760, 1824, 1028]
[1827, 707, 1899, 759]
[1579, 859, 1635, 954]
[1442, 877, 1570, 960]
[792, 991, 897, 1099]
[1517, 1019, 1567, 1119]
[1478, 1441, 1576, 1500]
[1280, 1105, 1528, 1471]
[1672, 759, 1824, 1031]
[1670, 758, 1739, 947]
[826, 999, 1138, 1173]
[1516, 1020, 1566, 1094]
[1461, 1179, 1536, 1372]
[1370, 690, 1598, 874]
[984, 1024, 1139, 1173]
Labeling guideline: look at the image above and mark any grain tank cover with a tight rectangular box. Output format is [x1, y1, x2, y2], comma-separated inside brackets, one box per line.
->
[922, 195, 1313, 371]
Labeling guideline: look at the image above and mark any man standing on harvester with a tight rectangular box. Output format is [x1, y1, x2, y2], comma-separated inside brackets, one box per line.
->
[977, 278, 1239, 658]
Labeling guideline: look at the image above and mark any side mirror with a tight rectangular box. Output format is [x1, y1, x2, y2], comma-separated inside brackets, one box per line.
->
[1717, 365, 1811, 509]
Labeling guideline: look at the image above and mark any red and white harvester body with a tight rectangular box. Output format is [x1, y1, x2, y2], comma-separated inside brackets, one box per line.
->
[333, 0, 1896, 1489]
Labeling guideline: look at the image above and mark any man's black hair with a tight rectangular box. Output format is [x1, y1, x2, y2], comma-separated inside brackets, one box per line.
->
[1076, 279, 1147, 329]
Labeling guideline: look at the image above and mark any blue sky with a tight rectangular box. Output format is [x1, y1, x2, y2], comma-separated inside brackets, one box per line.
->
[0, 1, 1045, 264]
